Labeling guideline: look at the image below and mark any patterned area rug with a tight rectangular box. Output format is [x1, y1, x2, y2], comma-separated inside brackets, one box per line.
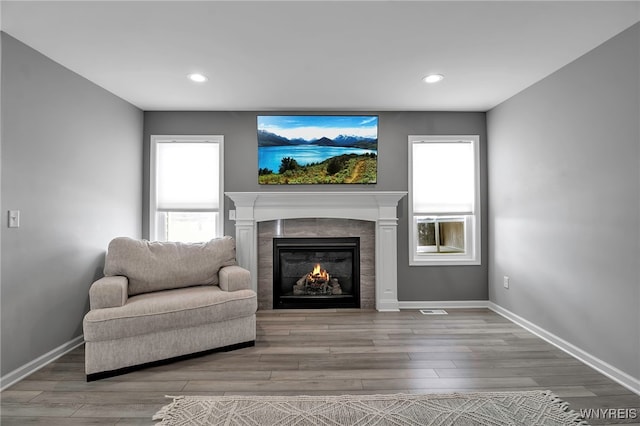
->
[152, 390, 588, 425]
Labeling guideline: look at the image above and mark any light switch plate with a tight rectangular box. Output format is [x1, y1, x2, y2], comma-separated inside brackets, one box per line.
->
[8, 210, 20, 228]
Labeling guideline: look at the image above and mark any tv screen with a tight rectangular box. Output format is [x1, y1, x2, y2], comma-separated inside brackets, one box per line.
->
[257, 115, 378, 184]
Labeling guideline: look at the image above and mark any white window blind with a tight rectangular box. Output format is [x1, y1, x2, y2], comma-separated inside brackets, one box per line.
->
[156, 142, 220, 211]
[412, 141, 475, 215]
[408, 135, 480, 266]
[150, 135, 224, 243]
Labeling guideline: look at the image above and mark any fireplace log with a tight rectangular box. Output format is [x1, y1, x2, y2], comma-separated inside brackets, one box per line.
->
[293, 274, 344, 296]
[330, 278, 342, 295]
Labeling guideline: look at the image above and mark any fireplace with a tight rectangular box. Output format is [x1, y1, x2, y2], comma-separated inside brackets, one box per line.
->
[273, 237, 360, 309]
[225, 191, 407, 311]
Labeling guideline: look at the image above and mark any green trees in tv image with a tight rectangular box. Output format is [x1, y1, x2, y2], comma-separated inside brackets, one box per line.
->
[258, 153, 377, 184]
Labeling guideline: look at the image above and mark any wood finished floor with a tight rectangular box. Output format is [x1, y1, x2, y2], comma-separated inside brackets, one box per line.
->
[1, 309, 638, 425]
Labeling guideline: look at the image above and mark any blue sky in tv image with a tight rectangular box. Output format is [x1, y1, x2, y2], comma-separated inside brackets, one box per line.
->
[257, 115, 378, 141]
[257, 115, 378, 173]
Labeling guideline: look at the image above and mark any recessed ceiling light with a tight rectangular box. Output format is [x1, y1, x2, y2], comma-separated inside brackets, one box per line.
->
[423, 74, 444, 84]
[188, 73, 208, 83]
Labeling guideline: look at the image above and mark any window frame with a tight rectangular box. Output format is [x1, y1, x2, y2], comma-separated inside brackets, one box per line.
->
[149, 135, 224, 242]
[408, 135, 481, 266]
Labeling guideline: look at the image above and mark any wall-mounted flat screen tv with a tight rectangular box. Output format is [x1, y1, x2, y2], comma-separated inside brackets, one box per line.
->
[258, 115, 378, 184]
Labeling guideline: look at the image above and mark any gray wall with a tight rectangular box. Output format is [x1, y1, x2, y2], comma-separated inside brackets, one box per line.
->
[1, 33, 143, 377]
[143, 111, 488, 302]
[487, 23, 639, 379]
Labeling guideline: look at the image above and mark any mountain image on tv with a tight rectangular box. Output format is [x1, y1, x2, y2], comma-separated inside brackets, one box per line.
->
[257, 115, 378, 185]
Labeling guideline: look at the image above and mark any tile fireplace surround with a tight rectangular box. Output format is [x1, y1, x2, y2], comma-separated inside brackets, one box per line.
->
[225, 192, 407, 311]
[261, 219, 372, 310]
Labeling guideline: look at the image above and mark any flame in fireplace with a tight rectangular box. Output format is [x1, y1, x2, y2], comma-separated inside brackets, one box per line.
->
[309, 263, 329, 282]
[312, 263, 321, 275]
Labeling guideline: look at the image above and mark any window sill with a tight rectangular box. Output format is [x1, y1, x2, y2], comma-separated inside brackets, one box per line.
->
[410, 257, 481, 266]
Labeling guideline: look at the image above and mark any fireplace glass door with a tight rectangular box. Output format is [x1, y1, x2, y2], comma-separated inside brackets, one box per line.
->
[273, 237, 360, 309]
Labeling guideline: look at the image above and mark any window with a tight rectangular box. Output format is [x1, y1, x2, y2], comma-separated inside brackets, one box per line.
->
[408, 135, 480, 265]
[150, 135, 224, 242]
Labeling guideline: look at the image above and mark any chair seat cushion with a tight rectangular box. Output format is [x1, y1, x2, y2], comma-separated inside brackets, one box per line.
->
[83, 286, 256, 342]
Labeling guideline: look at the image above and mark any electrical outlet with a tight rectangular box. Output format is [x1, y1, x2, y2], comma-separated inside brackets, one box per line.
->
[229, 209, 236, 220]
[503, 276, 510, 289]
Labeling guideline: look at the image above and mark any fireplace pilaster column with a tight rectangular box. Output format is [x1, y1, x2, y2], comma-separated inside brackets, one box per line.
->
[376, 200, 401, 311]
[226, 193, 258, 292]
[234, 218, 257, 292]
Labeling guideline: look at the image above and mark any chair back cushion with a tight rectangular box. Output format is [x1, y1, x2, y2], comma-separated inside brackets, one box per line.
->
[104, 236, 237, 296]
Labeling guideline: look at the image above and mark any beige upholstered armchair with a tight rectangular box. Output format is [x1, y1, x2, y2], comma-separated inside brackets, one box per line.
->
[82, 236, 257, 380]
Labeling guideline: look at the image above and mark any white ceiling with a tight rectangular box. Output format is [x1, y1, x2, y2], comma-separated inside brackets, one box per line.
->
[2, 1, 639, 111]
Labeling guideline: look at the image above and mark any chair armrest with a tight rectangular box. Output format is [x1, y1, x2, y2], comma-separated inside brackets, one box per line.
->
[219, 265, 251, 292]
[89, 276, 128, 309]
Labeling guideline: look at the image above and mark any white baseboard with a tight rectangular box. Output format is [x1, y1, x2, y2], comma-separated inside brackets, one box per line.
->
[377, 299, 400, 312]
[0, 335, 84, 391]
[398, 300, 490, 310]
[488, 302, 640, 396]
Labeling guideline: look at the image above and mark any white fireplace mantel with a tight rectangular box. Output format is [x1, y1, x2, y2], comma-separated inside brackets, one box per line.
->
[225, 191, 407, 311]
